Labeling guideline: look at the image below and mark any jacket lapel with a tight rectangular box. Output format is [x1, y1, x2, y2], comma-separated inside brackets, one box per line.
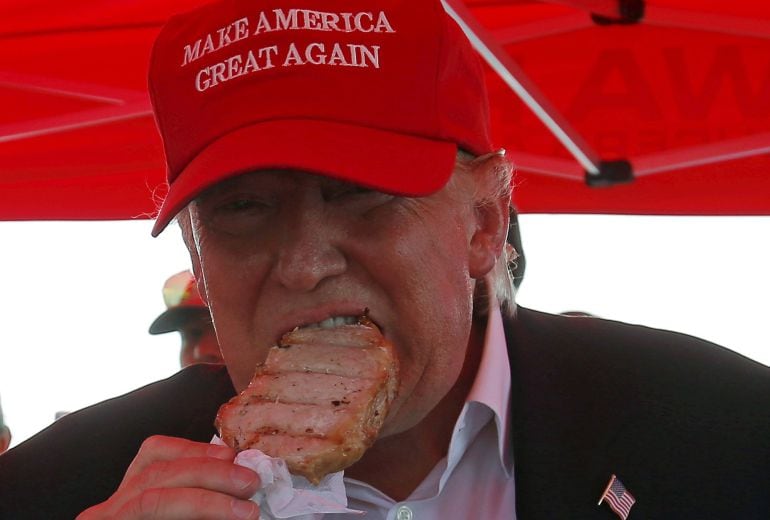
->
[503, 307, 638, 519]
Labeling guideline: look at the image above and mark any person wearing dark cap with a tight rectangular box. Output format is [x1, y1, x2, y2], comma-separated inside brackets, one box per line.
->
[150, 270, 223, 367]
[0, 1, 767, 519]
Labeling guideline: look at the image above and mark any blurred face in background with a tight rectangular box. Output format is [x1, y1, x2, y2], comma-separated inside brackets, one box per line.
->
[178, 312, 223, 367]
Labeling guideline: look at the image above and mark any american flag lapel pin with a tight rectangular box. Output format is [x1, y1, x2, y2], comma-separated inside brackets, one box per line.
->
[598, 474, 636, 519]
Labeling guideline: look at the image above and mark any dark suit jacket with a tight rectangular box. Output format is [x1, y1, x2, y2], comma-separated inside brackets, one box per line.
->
[1, 307, 768, 519]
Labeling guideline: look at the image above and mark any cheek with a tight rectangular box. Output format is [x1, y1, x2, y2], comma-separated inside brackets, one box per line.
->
[358, 201, 474, 319]
[196, 238, 273, 387]
[180, 346, 194, 367]
[199, 332, 222, 357]
[390, 212, 473, 304]
[363, 211, 475, 427]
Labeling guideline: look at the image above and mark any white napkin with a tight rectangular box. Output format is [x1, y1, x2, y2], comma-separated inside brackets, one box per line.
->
[211, 436, 363, 519]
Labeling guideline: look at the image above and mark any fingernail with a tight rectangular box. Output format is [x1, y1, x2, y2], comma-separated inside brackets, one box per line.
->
[231, 466, 259, 490]
[231, 499, 259, 519]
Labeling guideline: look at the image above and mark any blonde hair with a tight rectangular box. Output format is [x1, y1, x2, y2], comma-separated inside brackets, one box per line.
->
[454, 150, 518, 319]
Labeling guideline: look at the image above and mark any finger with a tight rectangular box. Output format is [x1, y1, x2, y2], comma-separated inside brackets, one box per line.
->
[122, 436, 235, 483]
[119, 487, 260, 519]
[77, 458, 259, 519]
[126, 457, 261, 500]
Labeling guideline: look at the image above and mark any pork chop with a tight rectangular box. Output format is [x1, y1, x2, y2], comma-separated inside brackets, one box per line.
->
[215, 316, 398, 484]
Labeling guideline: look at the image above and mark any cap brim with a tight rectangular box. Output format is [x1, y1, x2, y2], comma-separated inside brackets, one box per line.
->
[149, 307, 210, 335]
[152, 119, 458, 236]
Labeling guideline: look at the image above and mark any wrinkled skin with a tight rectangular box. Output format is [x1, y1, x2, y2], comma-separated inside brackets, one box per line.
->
[187, 165, 507, 440]
[79, 157, 509, 517]
[187, 160, 509, 497]
[77, 436, 261, 519]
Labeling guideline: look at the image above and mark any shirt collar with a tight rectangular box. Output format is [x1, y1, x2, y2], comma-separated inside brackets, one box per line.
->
[438, 294, 514, 492]
[464, 298, 514, 474]
[343, 300, 515, 504]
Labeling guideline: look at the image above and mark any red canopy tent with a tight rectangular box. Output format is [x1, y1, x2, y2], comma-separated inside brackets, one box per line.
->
[1, 0, 769, 220]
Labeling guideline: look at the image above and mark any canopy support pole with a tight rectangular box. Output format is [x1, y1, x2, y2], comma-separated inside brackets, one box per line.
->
[442, 0, 604, 178]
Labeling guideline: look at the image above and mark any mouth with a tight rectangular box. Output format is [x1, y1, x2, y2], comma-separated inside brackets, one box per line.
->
[296, 315, 361, 330]
[273, 310, 383, 345]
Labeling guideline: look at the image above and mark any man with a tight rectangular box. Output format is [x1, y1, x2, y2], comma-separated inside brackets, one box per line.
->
[0, 395, 10, 455]
[0, 0, 767, 518]
[150, 270, 223, 367]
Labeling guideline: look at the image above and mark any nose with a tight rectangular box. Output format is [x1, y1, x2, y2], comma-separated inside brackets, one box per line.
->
[273, 194, 347, 292]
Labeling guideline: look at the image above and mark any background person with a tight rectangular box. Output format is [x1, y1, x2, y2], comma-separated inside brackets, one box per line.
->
[149, 270, 222, 367]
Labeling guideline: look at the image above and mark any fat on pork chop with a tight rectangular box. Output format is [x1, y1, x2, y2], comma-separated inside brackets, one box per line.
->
[215, 316, 399, 484]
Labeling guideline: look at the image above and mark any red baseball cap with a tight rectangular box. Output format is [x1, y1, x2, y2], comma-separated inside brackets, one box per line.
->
[149, 0, 494, 236]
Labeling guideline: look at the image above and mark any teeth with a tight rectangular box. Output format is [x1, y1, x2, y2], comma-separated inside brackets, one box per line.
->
[300, 316, 359, 330]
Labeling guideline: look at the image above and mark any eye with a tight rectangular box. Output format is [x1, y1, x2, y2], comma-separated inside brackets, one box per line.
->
[196, 194, 274, 236]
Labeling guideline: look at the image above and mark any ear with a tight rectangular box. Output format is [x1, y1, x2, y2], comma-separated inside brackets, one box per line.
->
[467, 156, 511, 279]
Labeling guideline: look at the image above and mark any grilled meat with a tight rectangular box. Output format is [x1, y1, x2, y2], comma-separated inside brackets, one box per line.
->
[215, 316, 398, 484]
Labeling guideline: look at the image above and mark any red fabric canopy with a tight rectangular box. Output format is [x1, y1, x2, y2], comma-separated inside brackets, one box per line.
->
[1, 1, 768, 220]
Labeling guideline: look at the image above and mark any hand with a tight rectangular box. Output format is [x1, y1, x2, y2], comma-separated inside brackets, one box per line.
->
[77, 435, 261, 519]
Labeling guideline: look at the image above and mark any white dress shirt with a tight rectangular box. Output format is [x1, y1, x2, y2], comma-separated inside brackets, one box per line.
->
[327, 304, 516, 519]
